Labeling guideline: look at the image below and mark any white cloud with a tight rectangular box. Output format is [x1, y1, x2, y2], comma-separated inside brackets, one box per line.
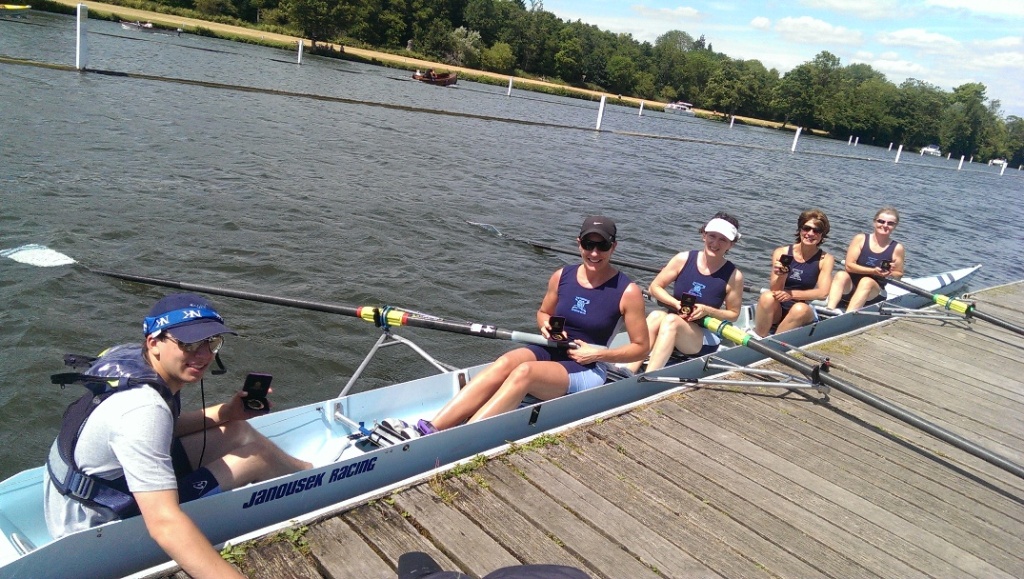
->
[871, 59, 928, 76]
[774, 16, 863, 46]
[632, 5, 701, 21]
[970, 52, 1024, 69]
[750, 16, 771, 30]
[876, 28, 961, 53]
[923, 0, 1024, 19]
[799, 0, 902, 20]
[972, 37, 1023, 50]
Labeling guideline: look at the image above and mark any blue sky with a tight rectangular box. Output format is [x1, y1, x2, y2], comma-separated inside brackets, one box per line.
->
[542, 0, 1024, 118]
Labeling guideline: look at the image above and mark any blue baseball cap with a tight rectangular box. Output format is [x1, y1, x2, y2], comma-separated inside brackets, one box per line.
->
[143, 293, 237, 343]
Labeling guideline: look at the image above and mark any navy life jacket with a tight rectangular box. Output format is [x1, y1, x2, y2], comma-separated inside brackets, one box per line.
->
[46, 344, 180, 518]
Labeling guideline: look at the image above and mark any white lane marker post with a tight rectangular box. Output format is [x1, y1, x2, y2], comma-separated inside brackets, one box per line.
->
[75, 4, 88, 70]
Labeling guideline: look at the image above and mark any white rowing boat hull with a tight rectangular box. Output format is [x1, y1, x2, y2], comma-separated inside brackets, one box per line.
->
[0, 265, 979, 578]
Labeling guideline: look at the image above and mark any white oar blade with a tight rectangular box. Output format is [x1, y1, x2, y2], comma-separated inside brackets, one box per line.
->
[0, 244, 76, 267]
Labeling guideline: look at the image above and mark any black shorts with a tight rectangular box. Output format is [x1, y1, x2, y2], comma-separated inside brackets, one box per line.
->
[171, 437, 221, 502]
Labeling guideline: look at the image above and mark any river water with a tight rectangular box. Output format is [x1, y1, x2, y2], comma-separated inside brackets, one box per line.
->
[1, 11, 1021, 479]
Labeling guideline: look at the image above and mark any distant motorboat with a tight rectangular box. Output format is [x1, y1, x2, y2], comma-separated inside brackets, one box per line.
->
[412, 70, 457, 86]
[120, 20, 154, 30]
[663, 101, 694, 114]
[920, 144, 942, 156]
[990, 158, 1007, 167]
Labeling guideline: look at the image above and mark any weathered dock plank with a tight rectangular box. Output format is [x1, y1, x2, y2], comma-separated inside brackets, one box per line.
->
[507, 450, 721, 578]
[440, 474, 593, 569]
[481, 457, 664, 578]
[687, 388, 1024, 574]
[393, 484, 521, 575]
[155, 282, 1024, 579]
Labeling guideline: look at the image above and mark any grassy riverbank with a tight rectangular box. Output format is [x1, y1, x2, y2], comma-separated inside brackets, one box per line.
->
[41, 0, 801, 131]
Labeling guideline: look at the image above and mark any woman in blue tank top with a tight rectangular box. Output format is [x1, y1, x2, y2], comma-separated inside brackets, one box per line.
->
[625, 213, 745, 374]
[421, 216, 650, 433]
[752, 209, 835, 337]
[826, 207, 906, 312]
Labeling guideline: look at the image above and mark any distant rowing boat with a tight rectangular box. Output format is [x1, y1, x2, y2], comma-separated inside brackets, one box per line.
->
[0, 4, 31, 9]
[0, 263, 978, 578]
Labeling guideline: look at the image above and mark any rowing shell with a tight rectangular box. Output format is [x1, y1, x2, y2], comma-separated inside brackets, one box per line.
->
[0, 265, 979, 578]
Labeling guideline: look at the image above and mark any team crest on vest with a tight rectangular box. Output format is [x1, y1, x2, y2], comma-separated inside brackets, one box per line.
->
[865, 256, 880, 267]
[789, 268, 804, 282]
[572, 296, 590, 315]
[689, 282, 706, 297]
[192, 480, 208, 491]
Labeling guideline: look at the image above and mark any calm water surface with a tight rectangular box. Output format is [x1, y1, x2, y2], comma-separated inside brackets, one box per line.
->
[2, 12, 1022, 478]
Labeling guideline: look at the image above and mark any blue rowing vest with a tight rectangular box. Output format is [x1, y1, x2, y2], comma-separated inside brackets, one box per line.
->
[672, 250, 736, 307]
[855, 233, 896, 268]
[783, 245, 823, 293]
[554, 265, 629, 347]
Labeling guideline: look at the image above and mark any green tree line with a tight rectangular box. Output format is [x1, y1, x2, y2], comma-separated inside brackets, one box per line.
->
[143, 0, 1024, 164]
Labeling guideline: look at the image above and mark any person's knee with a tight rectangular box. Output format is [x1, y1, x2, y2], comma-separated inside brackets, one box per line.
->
[855, 278, 879, 294]
[646, 310, 666, 330]
[757, 292, 774, 308]
[218, 419, 262, 448]
[491, 353, 523, 375]
[503, 364, 535, 393]
[665, 314, 694, 336]
[788, 303, 812, 321]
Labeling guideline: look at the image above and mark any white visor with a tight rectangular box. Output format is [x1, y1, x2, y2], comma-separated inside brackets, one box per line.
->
[704, 218, 739, 241]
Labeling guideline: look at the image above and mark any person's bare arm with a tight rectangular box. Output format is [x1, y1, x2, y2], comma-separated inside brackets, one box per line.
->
[135, 489, 244, 579]
[648, 252, 688, 310]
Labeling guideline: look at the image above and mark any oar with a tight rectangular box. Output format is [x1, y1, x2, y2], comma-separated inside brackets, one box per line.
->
[97, 269, 571, 348]
[466, 221, 664, 274]
[466, 221, 764, 294]
[1, 244, 566, 348]
[679, 316, 1024, 480]
[885, 277, 1024, 338]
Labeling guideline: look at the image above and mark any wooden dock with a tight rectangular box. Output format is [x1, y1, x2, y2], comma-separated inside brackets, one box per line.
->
[163, 282, 1024, 578]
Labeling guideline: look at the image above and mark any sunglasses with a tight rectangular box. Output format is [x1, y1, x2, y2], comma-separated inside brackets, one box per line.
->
[580, 238, 614, 252]
[800, 225, 823, 234]
[165, 334, 224, 355]
[875, 219, 897, 227]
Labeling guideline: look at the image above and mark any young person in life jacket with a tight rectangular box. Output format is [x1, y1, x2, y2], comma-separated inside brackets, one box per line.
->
[44, 293, 311, 578]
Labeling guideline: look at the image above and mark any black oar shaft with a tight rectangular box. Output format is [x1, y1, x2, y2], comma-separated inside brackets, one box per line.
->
[887, 277, 1024, 338]
[519, 239, 761, 294]
[94, 269, 361, 316]
[520, 239, 661, 273]
[818, 370, 1024, 479]
[92, 269, 560, 347]
[970, 309, 1024, 336]
[705, 318, 1024, 480]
